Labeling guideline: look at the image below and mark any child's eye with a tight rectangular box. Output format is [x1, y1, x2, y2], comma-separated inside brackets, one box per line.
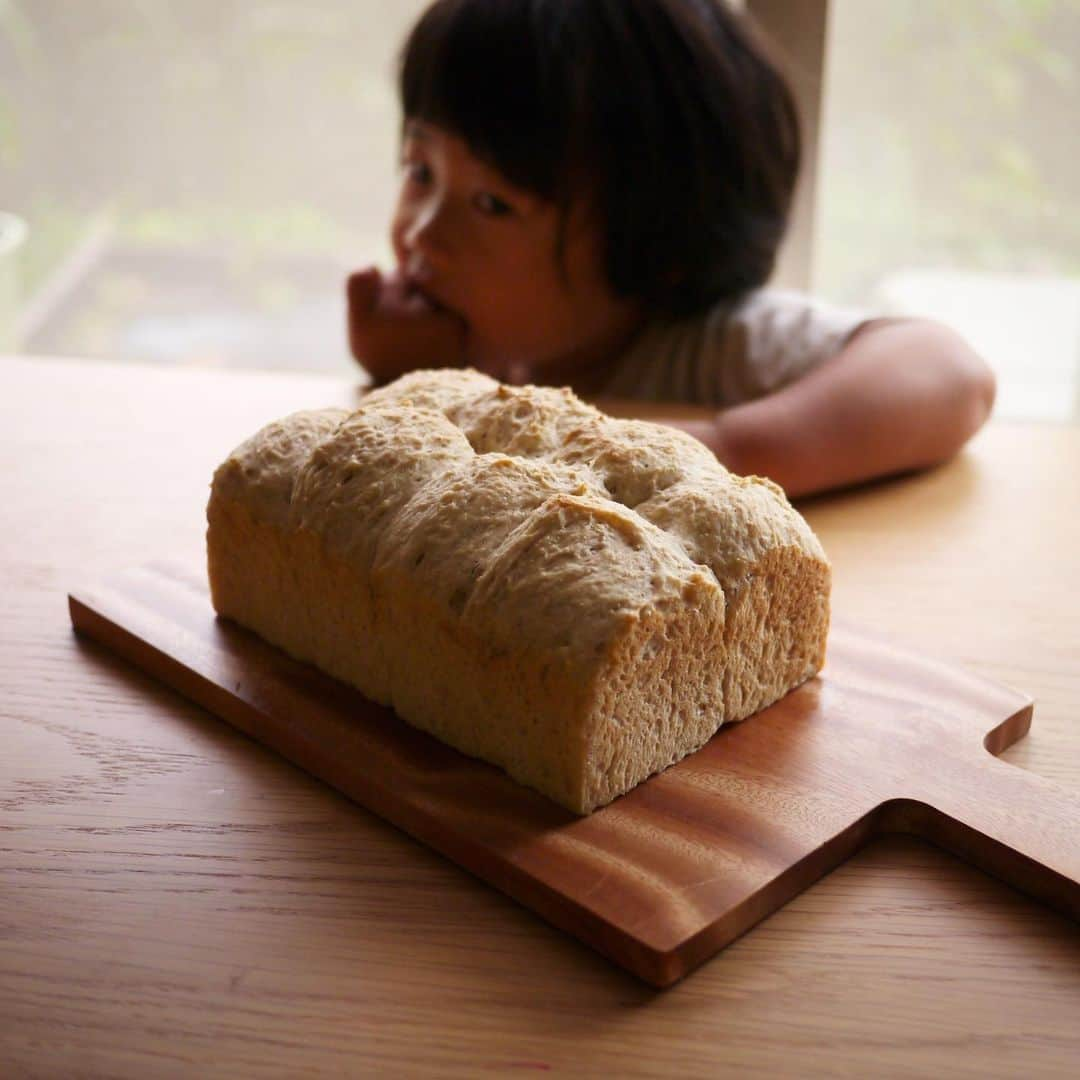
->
[402, 161, 432, 186]
[472, 192, 514, 217]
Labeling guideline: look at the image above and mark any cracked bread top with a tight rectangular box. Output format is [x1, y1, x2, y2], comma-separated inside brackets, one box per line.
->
[210, 368, 826, 658]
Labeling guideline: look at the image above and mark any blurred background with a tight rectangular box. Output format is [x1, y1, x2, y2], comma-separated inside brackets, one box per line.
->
[1, 0, 1078, 420]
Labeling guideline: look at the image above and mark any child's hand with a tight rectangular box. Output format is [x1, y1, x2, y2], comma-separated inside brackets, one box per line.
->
[346, 266, 467, 383]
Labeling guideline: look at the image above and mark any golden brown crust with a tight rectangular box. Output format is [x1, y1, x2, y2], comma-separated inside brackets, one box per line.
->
[207, 368, 831, 814]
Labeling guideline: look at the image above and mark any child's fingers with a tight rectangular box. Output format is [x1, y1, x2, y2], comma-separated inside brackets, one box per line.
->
[346, 267, 384, 362]
[346, 267, 381, 314]
[346, 262, 469, 374]
[355, 304, 467, 371]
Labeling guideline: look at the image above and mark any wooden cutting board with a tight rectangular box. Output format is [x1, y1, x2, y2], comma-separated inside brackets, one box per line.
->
[68, 562, 1080, 987]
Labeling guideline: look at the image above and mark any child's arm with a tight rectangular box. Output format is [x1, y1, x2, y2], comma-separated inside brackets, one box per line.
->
[346, 267, 467, 385]
[587, 318, 997, 498]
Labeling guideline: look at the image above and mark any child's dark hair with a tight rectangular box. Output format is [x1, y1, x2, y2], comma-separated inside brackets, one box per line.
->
[399, 0, 800, 318]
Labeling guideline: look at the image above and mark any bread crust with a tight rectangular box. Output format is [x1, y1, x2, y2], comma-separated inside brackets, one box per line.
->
[207, 369, 831, 813]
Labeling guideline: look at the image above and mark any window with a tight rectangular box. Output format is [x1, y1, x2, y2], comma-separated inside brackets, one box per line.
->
[813, 0, 1080, 422]
[1, 1, 428, 372]
[3, 1, 1077, 421]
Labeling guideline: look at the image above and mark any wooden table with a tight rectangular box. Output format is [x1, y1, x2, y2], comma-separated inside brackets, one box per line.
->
[3, 356, 1078, 1078]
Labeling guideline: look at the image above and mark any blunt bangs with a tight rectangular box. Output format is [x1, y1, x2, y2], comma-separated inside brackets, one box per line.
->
[398, 0, 573, 202]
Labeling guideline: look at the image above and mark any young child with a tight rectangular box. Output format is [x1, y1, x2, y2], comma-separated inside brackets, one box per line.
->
[346, 0, 996, 498]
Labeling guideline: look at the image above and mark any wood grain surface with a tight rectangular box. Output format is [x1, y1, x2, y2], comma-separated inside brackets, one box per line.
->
[67, 563, 1078, 987]
[4, 357, 1080, 1078]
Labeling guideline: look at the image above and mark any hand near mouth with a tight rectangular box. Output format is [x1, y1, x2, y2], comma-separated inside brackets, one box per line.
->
[346, 266, 468, 385]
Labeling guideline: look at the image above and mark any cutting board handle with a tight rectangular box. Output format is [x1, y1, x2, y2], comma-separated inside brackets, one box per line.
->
[887, 753, 1080, 922]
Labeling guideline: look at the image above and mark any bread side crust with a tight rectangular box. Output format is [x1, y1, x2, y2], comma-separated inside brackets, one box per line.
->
[208, 496, 394, 703]
[209, 490, 731, 814]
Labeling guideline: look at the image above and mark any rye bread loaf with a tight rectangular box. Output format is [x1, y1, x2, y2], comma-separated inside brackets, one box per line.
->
[206, 368, 831, 813]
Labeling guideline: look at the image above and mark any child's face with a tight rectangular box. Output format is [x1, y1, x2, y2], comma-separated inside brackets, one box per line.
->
[391, 120, 642, 384]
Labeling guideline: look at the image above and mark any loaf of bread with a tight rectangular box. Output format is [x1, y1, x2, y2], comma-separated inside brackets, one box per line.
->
[206, 368, 830, 814]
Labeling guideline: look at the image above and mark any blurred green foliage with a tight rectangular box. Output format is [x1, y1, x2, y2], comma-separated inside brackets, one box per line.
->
[1, 0, 415, 293]
[819, 0, 1080, 300]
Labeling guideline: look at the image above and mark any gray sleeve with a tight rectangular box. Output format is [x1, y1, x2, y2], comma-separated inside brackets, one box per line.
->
[600, 288, 875, 407]
[707, 289, 872, 405]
